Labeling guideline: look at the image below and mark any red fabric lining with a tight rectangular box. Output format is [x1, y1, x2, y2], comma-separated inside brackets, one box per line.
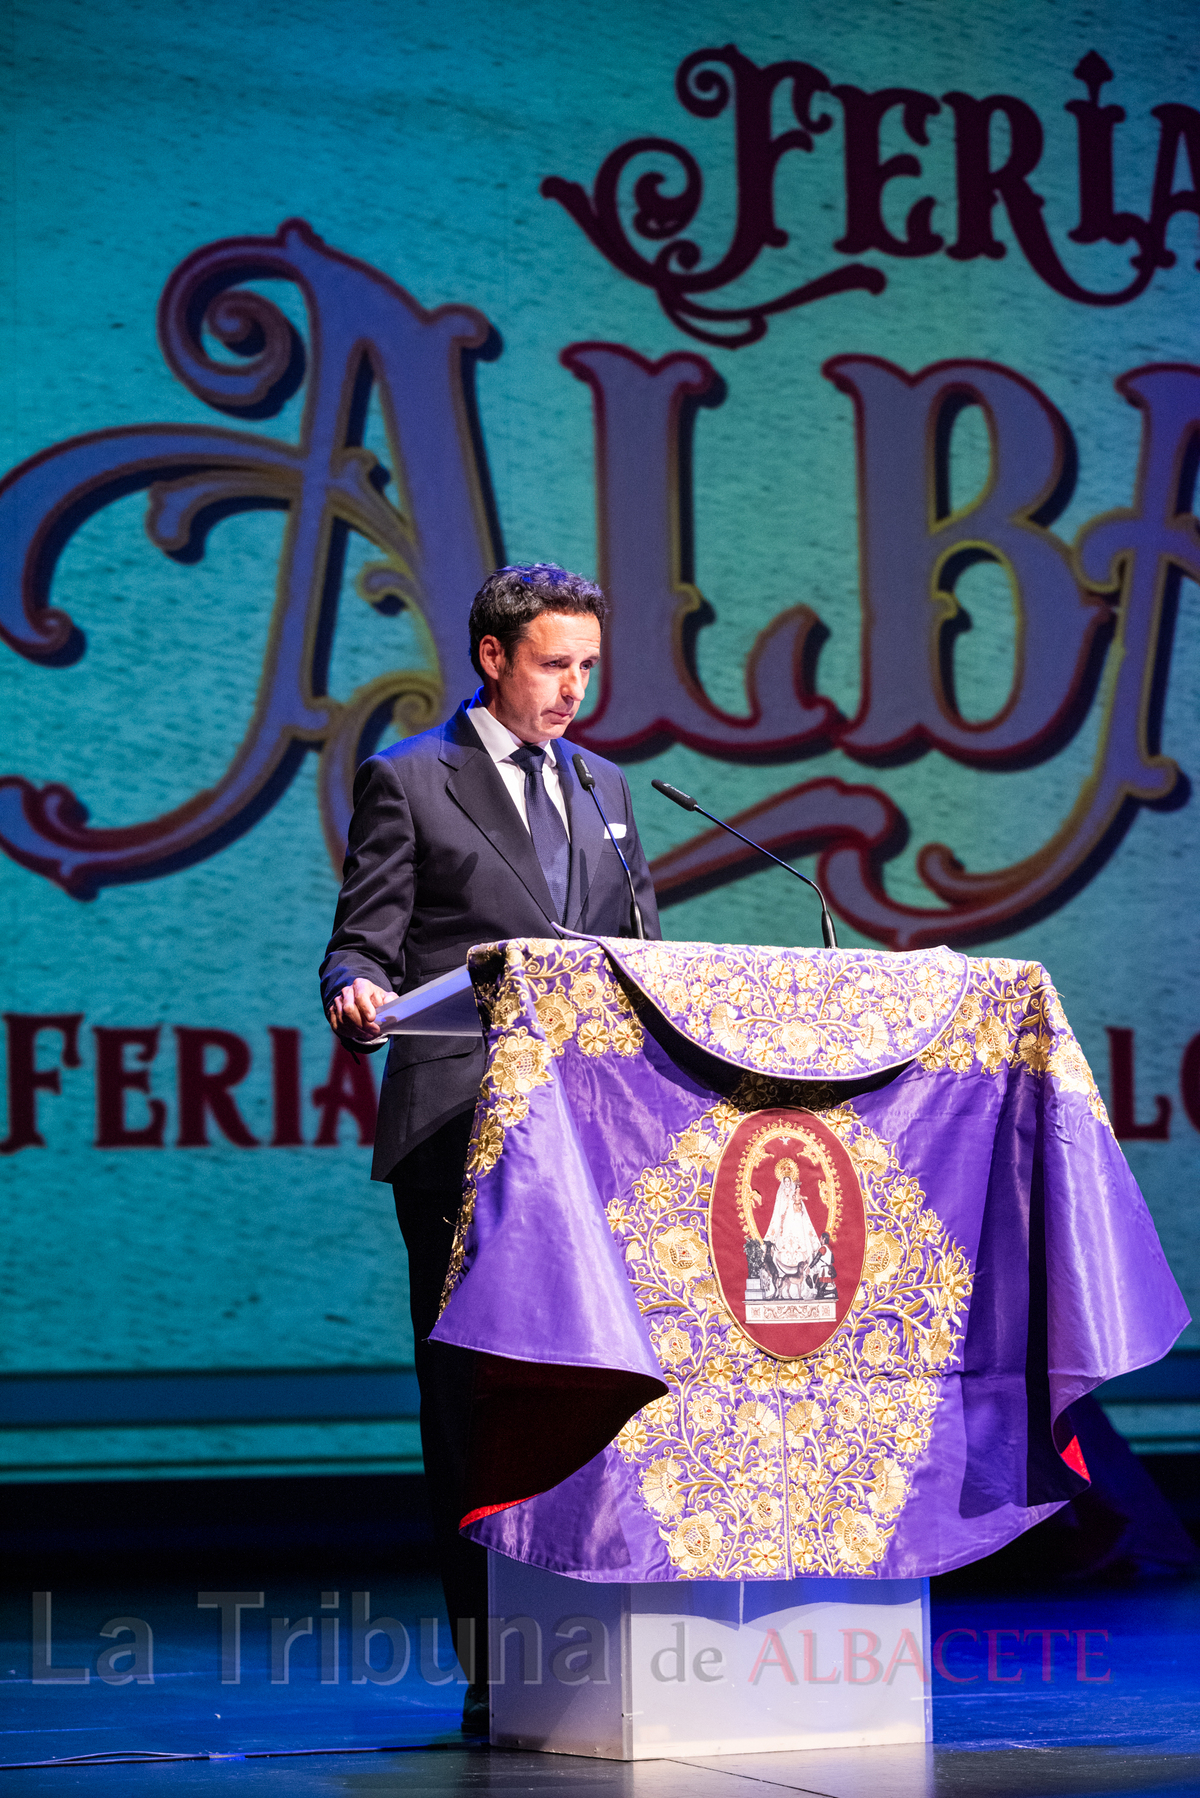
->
[460, 1497, 537, 1528]
[1060, 1434, 1089, 1479]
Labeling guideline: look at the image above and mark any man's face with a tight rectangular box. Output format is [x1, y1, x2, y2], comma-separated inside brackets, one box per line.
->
[479, 610, 603, 743]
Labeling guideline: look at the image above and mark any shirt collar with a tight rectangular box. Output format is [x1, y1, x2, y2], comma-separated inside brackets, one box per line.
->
[468, 696, 552, 761]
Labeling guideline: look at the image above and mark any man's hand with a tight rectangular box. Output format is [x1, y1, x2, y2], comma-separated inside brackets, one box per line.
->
[327, 978, 400, 1044]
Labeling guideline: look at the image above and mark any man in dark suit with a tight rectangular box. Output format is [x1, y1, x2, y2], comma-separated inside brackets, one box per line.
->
[319, 563, 660, 1729]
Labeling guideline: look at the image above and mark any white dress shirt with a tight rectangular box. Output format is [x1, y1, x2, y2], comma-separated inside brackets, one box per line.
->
[468, 700, 571, 838]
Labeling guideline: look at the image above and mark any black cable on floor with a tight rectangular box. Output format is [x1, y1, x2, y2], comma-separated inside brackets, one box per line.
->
[1, 1740, 486, 1771]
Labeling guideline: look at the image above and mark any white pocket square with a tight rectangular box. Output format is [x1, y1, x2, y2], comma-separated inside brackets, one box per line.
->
[605, 823, 627, 839]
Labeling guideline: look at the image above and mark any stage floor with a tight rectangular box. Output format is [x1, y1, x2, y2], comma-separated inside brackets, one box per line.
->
[2, 1573, 1198, 1794]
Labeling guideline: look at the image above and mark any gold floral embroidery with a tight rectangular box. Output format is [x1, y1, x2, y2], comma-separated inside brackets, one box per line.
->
[729, 1071, 837, 1113]
[956, 993, 983, 1030]
[489, 1028, 554, 1100]
[778, 1020, 820, 1057]
[653, 1225, 709, 1279]
[692, 1276, 727, 1318]
[863, 1231, 903, 1286]
[743, 1359, 777, 1393]
[688, 1392, 725, 1431]
[918, 959, 1112, 1130]
[751, 1492, 782, 1528]
[870, 1384, 900, 1424]
[441, 940, 1073, 1577]
[673, 1127, 721, 1172]
[609, 939, 968, 1079]
[490, 984, 524, 1030]
[442, 1021, 556, 1300]
[847, 1130, 890, 1181]
[570, 970, 606, 1010]
[637, 1173, 674, 1211]
[577, 1017, 610, 1056]
[606, 1102, 973, 1578]
[641, 1392, 676, 1429]
[654, 1324, 694, 1369]
[616, 1415, 648, 1456]
[922, 1316, 956, 1367]
[466, 1117, 505, 1179]
[830, 1509, 887, 1572]
[974, 1015, 1009, 1069]
[534, 990, 577, 1051]
[666, 1510, 723, 1575]
[446, 940, 1101, 1333]
[735, 1397, 782, 1440]
[710, 1002, 747, 1053]
[1048, 1037, 1096, 1095]
[643, 1455, 687, 1516]
[440, 938, 652, 1309]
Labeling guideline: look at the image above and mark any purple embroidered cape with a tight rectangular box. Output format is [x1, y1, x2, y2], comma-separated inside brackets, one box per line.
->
[430, 938, 1188, 1581]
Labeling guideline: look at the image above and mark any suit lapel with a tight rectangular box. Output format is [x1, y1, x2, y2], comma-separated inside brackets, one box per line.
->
[556, 738, 609, 931]
[441, 707, 559, 925]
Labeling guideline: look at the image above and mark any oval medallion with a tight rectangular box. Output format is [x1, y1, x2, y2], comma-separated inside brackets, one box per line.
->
[709, 1107, 867, 1359]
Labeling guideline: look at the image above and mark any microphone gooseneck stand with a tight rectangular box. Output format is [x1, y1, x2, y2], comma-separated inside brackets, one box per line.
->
[651, 778, 839, 949]
[573, 754, 645, 939]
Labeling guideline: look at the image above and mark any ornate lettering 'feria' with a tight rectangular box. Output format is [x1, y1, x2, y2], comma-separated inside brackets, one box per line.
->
[541, 45, 886, 348]
[0, 222, 1194, 948]
[0, 220, 498, 896]
[543, 47, 1199, 346]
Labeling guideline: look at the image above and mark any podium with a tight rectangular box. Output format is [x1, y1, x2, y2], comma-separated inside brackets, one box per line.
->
[424, 936, 1186, 1759]
[487, 1557, 930, 1759]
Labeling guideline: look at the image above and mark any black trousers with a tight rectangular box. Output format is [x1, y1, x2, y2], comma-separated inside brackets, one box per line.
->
[391, 1110, 488, 1685]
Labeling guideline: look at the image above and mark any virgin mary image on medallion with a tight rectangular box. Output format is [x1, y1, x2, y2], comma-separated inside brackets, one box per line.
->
[709, 1107, 867, 1360]
[755, 1154, 838, 1319]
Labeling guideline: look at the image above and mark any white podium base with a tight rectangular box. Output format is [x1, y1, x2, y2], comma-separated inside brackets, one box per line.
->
[487, 1553, 931, 1761]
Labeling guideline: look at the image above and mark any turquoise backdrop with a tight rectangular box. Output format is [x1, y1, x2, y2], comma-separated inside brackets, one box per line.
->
[2, 0, 1197, 1480]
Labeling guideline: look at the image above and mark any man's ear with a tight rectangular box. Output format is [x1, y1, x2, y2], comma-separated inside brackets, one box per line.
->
[476, 633, 507, 681]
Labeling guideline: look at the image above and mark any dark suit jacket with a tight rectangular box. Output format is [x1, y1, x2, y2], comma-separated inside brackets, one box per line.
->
[319, 702, 661, 1180]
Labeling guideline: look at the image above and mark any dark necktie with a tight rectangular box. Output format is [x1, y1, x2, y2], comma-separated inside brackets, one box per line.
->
[509, 742, 570, 923]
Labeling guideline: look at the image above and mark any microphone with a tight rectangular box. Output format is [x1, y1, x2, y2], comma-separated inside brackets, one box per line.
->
[573, 754, 645, 939]
[651, 778, 839, 948]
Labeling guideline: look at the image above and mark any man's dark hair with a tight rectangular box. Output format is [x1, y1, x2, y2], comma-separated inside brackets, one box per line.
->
[468, 563, 608, 677]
